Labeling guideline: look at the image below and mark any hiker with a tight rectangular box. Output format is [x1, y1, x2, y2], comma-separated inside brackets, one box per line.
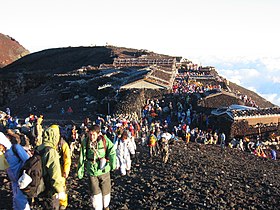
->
[60, 108, 65, 116]
[68, 124, 79, 157]
[247, 141, 255, 153]
[116, 130, 136, 176]
[186, 131, 191, 143]
[205, 132, 213, 144]
[141, 132, 147, 146]
[67, 107, 73, 115]
[220, 132, 226, 152]
[159, 136, 169, 163]
[213, 131, 218, 144]
[171, 131, 179, 141]
[270, 147, 277, 160]
[158, 129, 172, 163]
[83, 117, 92, 128]
[56, 127, 71, 210]
[25, 114, 36, 125]
[160, 129, 172, 144]
[128, 123, 137, 152]
[37, 125, 66, 210]
[237, 138, 244, 151]
[34, 115, 43, 146]
[0, 131, 31, 210]
[78, 125, 116, 210]
[6, 107, 11, 116]
[147, 130, 157, 157]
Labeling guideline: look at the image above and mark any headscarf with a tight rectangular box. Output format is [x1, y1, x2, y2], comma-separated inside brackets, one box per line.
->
[43, 125, 60, 148]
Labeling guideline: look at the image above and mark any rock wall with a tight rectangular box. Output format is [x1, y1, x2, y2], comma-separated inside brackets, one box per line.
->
[230, 120, 280, 138]
[0, 73, 45, 107]
[114, 89, 170, 117]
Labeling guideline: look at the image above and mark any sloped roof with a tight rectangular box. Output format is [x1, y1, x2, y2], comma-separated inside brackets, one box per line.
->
[120, 79, 167, 89]
[120, 64, 176, 90]
[211, 105, 280, 126]
[211, 104, 257, 120]
[198, 91, 242, 108]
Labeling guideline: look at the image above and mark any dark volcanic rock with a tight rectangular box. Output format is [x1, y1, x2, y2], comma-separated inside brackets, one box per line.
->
[0, 45, 174, 115]
[1, 141, 279, 209]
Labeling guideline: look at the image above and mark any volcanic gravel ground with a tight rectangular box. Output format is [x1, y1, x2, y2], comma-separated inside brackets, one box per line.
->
[1, 141, 279, 209]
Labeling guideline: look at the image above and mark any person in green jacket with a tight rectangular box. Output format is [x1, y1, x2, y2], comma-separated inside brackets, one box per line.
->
[78, 124, 117, 210]
[37, 125, 66, 210]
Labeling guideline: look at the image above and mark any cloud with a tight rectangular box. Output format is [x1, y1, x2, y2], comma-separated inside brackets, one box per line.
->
[218, 68, 261, 87]
[268, 76, 280, 84]
[260, 93, 280, 107]
[259, 57, 280, 72]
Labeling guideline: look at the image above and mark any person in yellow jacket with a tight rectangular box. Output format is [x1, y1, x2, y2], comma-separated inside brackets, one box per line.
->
[37, 125, 67, 210]
[186, 132, 191, 143]
[57, 131, 71, 209]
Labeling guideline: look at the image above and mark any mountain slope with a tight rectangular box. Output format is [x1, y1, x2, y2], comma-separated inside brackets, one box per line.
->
[227, 81, 275, 108]
[0, 45, 276, 117]
[0, 33, 29, 68]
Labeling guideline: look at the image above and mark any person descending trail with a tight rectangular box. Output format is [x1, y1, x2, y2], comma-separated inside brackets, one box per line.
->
[148, 131, 157, 158]
[159, 129, 172, 163]
[78, 125, 116, 210]
[0, 132, 31, 210]
[34, 115, 43, 146]
[116, 130, 136, 176]
[37, 125, 66, 210]
[159, 137, 169, 163]
[220, 132, 226, 155]
[68, 124, 79, 157]
[56, 126, 71, 210]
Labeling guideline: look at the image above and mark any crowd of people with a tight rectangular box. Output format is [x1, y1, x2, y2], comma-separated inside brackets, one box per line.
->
[0, 99, 279, 210]
[1, 107, 174, 209]
[0, 68, 279, 210]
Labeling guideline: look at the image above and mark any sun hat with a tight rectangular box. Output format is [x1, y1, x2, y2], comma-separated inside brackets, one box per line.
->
[0, 132, 12, 150]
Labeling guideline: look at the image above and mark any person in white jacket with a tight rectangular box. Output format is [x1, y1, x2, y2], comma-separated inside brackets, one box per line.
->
[159, 129, 172, 163]
[116, 130, 135, 176]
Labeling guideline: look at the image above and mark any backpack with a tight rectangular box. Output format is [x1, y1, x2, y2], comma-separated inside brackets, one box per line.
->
[149, 134, 157, 146]
[57, 137, 66, 167]
[13, 145, 51, 198]
[0, 152, 9, 170]
[86, 135, 107, 161]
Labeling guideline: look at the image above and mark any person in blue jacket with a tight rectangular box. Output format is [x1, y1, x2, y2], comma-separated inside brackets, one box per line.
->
[270, 147, 277, 160]
[0, 131, 31, 210]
